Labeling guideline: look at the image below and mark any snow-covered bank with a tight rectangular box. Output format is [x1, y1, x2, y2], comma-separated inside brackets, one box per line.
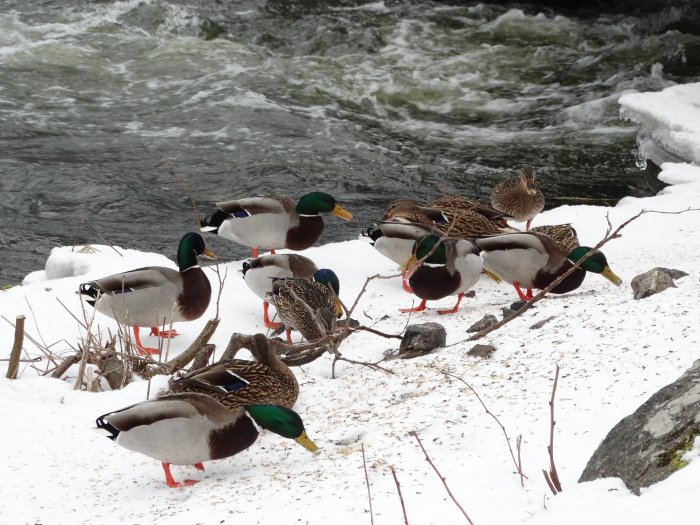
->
[1, 86, 700, 524]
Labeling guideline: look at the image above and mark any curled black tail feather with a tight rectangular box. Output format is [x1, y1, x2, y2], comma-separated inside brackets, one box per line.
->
[95, 415, 120, 441]
[200, 210, 228, 234]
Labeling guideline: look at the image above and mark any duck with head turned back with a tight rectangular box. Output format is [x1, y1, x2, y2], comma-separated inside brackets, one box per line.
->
[201, 192, 352, 257]
[167, 333, 299, 409]
[400, 234, 482, 315]
[474, 231, 621, 301]
[242, 254, 319, 329]
[96, 394, 317, 488]
[490, 165, 545, 230]
[79, 232, 213, 355]
[266, 269, 342, 342]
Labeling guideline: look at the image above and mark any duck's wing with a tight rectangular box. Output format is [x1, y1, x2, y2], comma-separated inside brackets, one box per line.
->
[171, 361, 272, 394]
[89, 267, 180, 295]
[216, 196, 295, 217]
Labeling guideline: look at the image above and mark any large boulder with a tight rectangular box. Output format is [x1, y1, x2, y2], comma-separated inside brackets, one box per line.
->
[579, 359, 700, 494]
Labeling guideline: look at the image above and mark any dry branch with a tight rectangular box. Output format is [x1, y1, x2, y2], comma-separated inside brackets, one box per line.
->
[6, 314, 25, 379]
[161, 318, 220, 373]
[434, 367, 527, 486]
[543, 364, 563, 495]
[361, 443, 375, 525]
[411, 431, 475, 524]
[390, 466, 410, 525]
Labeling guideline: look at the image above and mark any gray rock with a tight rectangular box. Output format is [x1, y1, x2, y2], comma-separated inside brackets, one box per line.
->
[651, 267, 688, 281]
[399, 322, 446, 357]
[579, 359, 700, 494]
[467, 344, 496, 358]
[631, 269, 677, 300]
[467, 314, 498, 333]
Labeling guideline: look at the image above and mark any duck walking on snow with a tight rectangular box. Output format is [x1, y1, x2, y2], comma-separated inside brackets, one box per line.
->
[79, 233, 213, 355]
[201, 192, 352, 257]
[96, 394, 317, 488]
[400, 235, 482, 315]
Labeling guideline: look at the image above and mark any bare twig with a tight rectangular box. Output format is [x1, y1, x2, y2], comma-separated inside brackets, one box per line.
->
[160, 318, 220, 374]
[80, 216, 123, 257]
[361, 443, 374, 525]
[2, 315, 58, 366]
[49, 353, 81, 378]
[6, 315, 25, 379]
[411, 431, 475, 524]
[390, 466, 410, 525]
[435, 367, 527, 486]
[543, 364, 563, 495]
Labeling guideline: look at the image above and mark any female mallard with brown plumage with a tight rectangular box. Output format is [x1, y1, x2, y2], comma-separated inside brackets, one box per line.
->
[529, 224, 580, 252]
[400, 234, 482, 315]
[201, 192, 352, 257]
[474, 231, 621, 301]
[490, 165, 545, 230]
[242, 254, 319, 329]
[265, 269, 342, 342]
[79, 233, 213, 355]
[167, 333, 299, 409]
[428, 194, 514, 230]
[96, 394, 317, 488]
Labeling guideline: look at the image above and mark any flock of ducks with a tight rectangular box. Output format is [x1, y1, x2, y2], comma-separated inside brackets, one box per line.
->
[86, 166, 622, 487]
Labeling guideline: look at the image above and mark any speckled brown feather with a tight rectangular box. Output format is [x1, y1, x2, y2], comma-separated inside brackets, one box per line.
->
[529, 224, 580, 252]
[266, 279, 337, 341]
[168, 334, 298, 409]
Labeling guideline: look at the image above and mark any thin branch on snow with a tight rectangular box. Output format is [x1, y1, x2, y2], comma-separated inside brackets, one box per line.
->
[361, 443, 375, 525]
[434, 367, 527, 487]
[411, 431, 475, 524]
[390, 466, 410, 525]
[543, 363, 563, 495]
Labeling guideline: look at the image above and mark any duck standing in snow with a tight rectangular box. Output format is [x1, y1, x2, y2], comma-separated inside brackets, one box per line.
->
[79, 232, 213, 355]
[400, 234, 483, 315]
[200, 192, 352, 256]
[96, 394, 317, 488]
[242, 253, 318, 329]
[490, 165, 545, 230]
[265, 269, 342, 342]
[474, 231, 621, 301]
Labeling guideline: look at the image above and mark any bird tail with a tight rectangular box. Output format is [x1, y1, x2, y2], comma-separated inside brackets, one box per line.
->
[200, 210, 228, 234]
[78, 283, 99, 307]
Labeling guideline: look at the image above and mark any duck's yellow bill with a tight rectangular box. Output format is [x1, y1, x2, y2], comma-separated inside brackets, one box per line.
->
[332, 204, 353, 221]
[601, 266, 622, 286]
[296, 431, 319, 453]
[400, 255, 418, 272]
[482, 269, 502, 283]
[203, 247, 217, 259]
[334, 298, 343, 318]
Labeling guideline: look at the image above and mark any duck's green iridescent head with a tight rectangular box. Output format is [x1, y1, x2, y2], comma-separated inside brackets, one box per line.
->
[297, 192, 353, 220]
[313, 268, 342, 317]
[414, 235, 447, 265]
[177, 232, 215, 271]
[245, 404, 318, 452]
[568, 246, 622, 285]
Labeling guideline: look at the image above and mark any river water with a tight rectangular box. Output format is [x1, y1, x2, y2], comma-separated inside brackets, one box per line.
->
[2, 0, 699, 283]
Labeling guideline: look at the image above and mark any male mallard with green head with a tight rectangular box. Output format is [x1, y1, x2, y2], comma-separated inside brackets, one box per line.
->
[168, 333, 299, 409]
[265, 269, 342, 342]
[400, 235, 482, 315]
[96, 394, 317, 488]
[201, 192, 352, 257]
[242, 254, 318, 329]
[490, 165, 545, 230]
[474, 231, 621, 301]
[79, 233, 213, 355]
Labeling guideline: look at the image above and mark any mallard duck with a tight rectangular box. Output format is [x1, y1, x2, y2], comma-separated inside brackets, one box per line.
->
[96, 394, 317, 488]
[400, 235, 482, 315]
[201, 192, 352, 256]
[364, 220, 434, 292]
[242, 254, 318, 329]
[474, 232, 622, 301]
[383, 198, 449, 227]
[490, 165, 545, 230]
[529, 224, 580, 252]
[79, 233, 213, 355]
[168, 333, 298, 409]
[265, 269, 342, 342]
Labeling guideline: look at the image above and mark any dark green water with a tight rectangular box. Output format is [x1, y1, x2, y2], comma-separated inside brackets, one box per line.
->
[2, 0, 699, 283]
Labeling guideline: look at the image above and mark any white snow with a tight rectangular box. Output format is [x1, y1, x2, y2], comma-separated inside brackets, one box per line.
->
[1, 83, 700, 524]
